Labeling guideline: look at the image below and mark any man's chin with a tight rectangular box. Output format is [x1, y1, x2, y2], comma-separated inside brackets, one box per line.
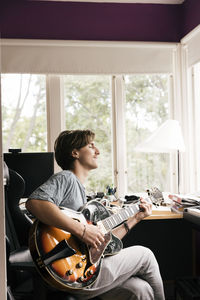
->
[92, 164, 98, 170]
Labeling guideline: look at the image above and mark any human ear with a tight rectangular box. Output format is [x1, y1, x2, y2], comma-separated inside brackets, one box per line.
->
[71, 149, 79, 158]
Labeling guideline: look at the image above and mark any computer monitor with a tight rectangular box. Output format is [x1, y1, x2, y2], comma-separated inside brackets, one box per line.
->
[4, 151, 54, 198]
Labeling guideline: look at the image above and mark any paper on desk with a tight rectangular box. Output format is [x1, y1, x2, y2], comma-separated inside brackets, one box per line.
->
[169, 193, 200, 206]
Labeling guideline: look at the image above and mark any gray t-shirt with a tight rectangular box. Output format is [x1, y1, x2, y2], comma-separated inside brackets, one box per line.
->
[28, 170, 86, 211]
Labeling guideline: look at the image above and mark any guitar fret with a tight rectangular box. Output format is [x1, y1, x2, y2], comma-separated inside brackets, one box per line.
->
[129, 206, 134, 215]
[103, 219, 110, 231]
[109, 217, 116, 228]
[116, 214, 122, 224]
[125, 209, 129, 218]
[120, 210, 127, 221]
[131, 205, 138, 214]
[112, 215, 119, 227]
[127, 207, 133, 217]
[125, 208, 131, 218]
[101, 202, 140, 232]
[117, 213, 122, 222]
[107, 218, 114, 229]
[108, 218, 114, 229]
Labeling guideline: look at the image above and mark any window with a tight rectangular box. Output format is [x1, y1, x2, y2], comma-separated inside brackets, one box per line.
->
[1, 40, 179, 194]
[125, 74, 170, 193]
[2, 74, 47, 152]
[1, 72, 172, 194]
[62, 74, 171, 194]
[190, 63, 200, 191]
[63, 75, 112, 193]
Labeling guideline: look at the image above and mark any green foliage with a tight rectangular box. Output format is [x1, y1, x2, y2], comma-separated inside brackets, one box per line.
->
[125, 74, 170, 193]
[64, 75, 112, 193]
[2, 73, 170, 194]
[2, 74, 47, 153]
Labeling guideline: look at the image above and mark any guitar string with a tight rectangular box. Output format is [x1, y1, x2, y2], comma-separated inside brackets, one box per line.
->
[101, 204, 139, 232]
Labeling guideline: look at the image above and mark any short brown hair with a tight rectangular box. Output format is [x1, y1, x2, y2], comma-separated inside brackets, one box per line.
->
[54, 129, 95, 170]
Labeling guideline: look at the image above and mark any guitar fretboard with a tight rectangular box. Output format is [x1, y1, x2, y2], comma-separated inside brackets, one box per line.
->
[101, 203, 140, 233]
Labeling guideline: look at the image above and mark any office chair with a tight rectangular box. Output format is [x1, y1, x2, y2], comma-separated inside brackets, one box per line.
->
[6, 167, 33, 247]
[4, 162, 79, 300]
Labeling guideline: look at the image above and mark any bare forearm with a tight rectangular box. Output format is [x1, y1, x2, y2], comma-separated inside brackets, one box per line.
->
[112, 217, 140, 240]
[26, 199, 84, 238]
[112, 198, 152, 240]
[26, 199, 105, 248]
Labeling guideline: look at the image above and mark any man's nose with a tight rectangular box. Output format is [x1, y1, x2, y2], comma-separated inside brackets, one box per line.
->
[95, 147, 100, 155]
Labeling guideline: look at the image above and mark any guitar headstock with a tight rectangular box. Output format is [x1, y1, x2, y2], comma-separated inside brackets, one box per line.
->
[146, 187, 164, 206]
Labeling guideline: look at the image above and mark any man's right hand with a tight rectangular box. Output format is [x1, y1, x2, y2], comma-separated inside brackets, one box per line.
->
[80, 223, 105, 249]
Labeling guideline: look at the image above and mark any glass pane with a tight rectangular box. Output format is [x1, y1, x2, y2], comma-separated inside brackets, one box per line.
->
[63, 75, 112, 194]
[193, 63, 200, 191]
[125, 74, 170, 193]
[1, 74, 47, 152]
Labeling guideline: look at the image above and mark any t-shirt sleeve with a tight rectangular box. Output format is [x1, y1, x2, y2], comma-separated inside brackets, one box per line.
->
[28, 173, 73, 207]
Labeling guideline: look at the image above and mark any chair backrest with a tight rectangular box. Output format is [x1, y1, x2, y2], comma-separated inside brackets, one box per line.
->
[4, 162, 20, 251]
[4, 162, 32, 248]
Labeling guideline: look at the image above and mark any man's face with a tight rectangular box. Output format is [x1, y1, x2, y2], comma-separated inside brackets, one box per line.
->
[76, 141, 100, 171]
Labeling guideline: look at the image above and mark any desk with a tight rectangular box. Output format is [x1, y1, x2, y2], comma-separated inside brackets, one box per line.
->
[184, 211, 200, 228]
[111, 200, 183, 220]
[122, 209, 194, 282]
[145, 207, 183, 220]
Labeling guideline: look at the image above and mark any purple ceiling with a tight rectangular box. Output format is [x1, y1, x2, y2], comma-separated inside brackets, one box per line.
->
[0, 0, 200, 42]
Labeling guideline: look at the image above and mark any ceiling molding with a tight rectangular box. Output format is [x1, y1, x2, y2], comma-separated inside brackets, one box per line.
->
[32, 0, 185, 4]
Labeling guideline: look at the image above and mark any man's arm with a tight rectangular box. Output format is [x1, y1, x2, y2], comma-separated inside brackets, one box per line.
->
[26, 199, 105, 249]
[112, 198, 152, 240]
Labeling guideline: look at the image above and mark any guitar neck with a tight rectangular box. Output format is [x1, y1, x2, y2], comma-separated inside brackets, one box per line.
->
[99, 202, 140, 233]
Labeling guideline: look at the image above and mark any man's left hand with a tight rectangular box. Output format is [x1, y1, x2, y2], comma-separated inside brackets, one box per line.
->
[135, 198, 152, 222]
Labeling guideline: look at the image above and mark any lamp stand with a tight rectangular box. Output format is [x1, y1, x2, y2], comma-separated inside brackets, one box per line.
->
[177, 149, 180, 194]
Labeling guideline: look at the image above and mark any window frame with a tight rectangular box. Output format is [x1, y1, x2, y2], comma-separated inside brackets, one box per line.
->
[1, 38, 188, 195]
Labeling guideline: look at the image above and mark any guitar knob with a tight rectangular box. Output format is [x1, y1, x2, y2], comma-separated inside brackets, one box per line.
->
[87, 269, 94, 276]
[66, 270, 73, 276]
[78, 276, 85, 282]
[76, 262, 83, 268]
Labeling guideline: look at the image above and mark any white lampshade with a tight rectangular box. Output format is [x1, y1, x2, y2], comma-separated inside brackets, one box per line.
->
[135, 120, 185, 153]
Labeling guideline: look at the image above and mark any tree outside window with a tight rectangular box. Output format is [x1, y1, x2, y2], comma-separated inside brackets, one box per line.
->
[63, 75, 112, 194]
[2, 74, 47, 153]
[125, 74, 170, 193]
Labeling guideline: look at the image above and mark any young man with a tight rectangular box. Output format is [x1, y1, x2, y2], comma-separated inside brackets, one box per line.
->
[26, 129, 165, 300]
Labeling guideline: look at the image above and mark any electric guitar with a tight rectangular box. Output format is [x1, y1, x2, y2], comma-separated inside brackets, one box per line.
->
[29, 200, 140, 292]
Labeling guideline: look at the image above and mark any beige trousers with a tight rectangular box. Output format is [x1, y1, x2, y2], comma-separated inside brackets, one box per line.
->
[74, 246, 165, 300]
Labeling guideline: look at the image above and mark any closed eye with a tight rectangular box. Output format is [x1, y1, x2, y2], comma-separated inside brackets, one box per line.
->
[89, 142, 95, 148]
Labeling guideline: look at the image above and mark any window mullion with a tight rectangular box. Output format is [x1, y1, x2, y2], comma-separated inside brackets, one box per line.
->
[180, 45, 196, 193]
[0, 79, 7, 300]
[172, 44, 190, 193]
[112, 75, 127, 198]
[193, 64, 200, 190]
[46, 75, 65, 172]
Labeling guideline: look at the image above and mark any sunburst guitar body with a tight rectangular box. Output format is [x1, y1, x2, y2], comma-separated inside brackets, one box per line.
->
[29, 200, 140, 292]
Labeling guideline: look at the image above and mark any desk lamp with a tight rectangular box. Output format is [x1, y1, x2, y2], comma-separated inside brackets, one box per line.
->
[134, 119, 185, 194]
